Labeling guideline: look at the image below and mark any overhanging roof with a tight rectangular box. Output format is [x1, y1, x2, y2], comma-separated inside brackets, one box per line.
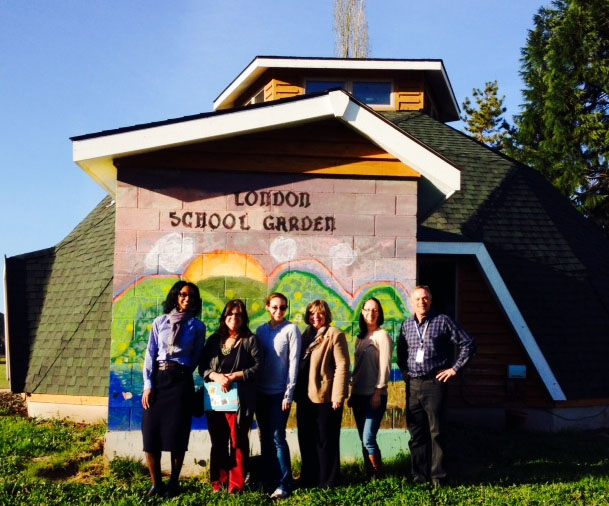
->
[213, 56, 460, 122]
[72, 90, 461, 198]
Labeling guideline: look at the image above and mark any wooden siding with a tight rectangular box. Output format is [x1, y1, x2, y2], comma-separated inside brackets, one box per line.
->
[395, 74, 424, 111]
[449, 256, 553, 409]
[115, 120, 420, 178]
[263, 78, 303, 102]
[236, 69, 428, 113]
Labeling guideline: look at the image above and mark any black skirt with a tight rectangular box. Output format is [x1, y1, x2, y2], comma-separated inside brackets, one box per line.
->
[142, 366, 194, 453]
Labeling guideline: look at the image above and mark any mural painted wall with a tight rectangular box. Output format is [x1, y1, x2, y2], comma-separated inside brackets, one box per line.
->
[110, 168, 417, 431]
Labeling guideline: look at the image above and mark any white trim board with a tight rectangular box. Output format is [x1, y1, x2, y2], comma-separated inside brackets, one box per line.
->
[73, 90, 461, 198]
[417, 241, 566, 401]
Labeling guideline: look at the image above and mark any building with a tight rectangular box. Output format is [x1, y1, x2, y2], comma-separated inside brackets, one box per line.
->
[5, 56, 609, 470]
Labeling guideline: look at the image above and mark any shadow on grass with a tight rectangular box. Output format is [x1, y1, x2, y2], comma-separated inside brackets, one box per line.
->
[325, 423, 609, 488]
[444, 423, 609, 486]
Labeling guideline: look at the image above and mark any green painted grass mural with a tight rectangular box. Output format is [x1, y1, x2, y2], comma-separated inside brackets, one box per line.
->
[109, 252, 411, 430]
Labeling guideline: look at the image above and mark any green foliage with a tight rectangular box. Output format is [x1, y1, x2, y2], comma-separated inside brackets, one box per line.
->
[461, 80, 510, 149]
[109, 457, 148, 480]
[0, 416, 104, 478]
[508, 0, 609, 235]
[0, 357, 8, 390]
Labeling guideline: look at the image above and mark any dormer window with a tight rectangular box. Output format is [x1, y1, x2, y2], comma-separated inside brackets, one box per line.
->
[306, 79, 392, 106]
[306, 81, 346, 93]
[353, 82, 391, 105]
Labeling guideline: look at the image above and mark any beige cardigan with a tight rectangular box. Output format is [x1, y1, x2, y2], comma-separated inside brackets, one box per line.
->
[303, 325, 350, 404]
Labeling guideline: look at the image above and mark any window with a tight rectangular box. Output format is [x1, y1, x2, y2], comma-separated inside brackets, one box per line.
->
[306, 80, 346, 93]
[306, 79, 392, 106]
[353, 82, 391, 105]
[245, 88, 265, 106]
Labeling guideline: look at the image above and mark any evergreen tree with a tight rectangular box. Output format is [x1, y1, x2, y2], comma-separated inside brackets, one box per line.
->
[510, 0, 609, 234]
[461, 81, 509, 149]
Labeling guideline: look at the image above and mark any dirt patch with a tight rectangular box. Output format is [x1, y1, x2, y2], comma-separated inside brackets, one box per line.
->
[0, 392, 28, 416]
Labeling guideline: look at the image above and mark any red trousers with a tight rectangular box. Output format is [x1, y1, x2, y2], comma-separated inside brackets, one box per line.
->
[207, 411, 252, 493]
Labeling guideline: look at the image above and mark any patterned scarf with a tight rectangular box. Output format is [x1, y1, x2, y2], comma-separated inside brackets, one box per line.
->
[167, 308, 193, 353]
[302, 325, 328, 361]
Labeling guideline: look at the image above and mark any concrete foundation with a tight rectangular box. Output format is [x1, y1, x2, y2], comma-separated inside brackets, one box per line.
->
[105, 428, 411, 476]
[27, 399, 107, 424]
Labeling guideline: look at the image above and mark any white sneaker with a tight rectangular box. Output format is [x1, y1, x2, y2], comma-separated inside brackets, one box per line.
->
[270, 487, 290, 499]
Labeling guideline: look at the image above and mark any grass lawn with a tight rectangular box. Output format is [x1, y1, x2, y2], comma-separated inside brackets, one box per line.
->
[0, 356, 8, 389]
[0, 405, 608, 505]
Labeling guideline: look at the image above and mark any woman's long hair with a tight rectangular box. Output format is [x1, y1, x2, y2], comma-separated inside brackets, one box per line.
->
[357, 297, 385, 339]
[216, 299, 252, 339]
[162, 280, 202, 316]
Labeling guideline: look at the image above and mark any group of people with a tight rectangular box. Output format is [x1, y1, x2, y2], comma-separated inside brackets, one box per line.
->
[141, 281, 475, 498]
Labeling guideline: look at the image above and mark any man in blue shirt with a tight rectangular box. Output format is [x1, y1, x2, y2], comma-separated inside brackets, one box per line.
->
[397, 285, 475, 487]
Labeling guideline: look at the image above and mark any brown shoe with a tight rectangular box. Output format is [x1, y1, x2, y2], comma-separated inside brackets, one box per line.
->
[368, 454, 384, 479]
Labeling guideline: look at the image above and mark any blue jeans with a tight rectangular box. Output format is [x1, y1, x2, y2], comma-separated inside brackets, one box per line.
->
[351, 394, 387, 457]
[256, 392, 292, 491]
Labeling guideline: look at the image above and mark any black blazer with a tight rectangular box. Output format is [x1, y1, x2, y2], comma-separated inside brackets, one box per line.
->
[199, 331, 263, 426]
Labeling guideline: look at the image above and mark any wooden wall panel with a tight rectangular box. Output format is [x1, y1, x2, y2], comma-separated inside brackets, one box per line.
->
[235, 69, 428, 112]
[447, 256, 553, 409]
[263, 79, 304, 102]
[395, 74, 425, 111]
[396, 91, 424, 111]
[116, 120, 420, 179]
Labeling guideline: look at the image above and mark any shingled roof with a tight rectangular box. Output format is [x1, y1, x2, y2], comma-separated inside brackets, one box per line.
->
[9, 107, 609, 403]
[384, 111, 609, 400]
[5, 197, 114, 395]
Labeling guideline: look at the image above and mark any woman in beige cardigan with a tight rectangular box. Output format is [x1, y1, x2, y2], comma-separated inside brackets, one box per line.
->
[348, 297, 392, 479]
[294, 300, 350, 489]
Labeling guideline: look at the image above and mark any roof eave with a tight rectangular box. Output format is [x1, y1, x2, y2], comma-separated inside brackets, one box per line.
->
[72, 90, 461, 199]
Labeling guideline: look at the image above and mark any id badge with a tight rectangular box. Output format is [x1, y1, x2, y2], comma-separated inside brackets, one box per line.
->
[415, 347, 424, 363]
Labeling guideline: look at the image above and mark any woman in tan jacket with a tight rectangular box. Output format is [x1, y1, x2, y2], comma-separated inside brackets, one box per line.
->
[294, 300, 350, 489]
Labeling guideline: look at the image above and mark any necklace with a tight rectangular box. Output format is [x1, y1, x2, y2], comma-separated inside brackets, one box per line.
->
[221, 337, 238, 356]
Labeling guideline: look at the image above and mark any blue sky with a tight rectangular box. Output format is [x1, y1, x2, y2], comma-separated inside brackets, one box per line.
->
[0, 0, 541, 312]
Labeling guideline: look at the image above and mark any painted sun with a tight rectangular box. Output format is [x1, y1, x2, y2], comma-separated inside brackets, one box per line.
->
[183, 250, 267, 283]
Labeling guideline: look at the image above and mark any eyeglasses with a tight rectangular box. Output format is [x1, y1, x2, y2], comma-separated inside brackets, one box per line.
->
[269, 305, 287, 311]
[178, 292, 192, 298]
[226, 312, 243, 318]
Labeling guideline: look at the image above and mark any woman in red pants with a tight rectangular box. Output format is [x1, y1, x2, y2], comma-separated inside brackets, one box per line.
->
[199, 299, 262, 493]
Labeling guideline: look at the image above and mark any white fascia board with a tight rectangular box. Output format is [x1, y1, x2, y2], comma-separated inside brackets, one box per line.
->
[73, 90, 460, 199]
[334, 93, 460, 194]
[436, 65, 459, 118]
[214, 57, 447, 111]
[417, 241, 567, 401]
[73, 94, 341, 197]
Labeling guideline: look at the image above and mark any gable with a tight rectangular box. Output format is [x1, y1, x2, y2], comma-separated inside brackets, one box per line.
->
[115, 120, 420, 178]
[72, 91, 461, 198]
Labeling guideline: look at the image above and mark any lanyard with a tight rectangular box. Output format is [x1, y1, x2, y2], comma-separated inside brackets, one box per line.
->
[415, 321, 429, 347]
